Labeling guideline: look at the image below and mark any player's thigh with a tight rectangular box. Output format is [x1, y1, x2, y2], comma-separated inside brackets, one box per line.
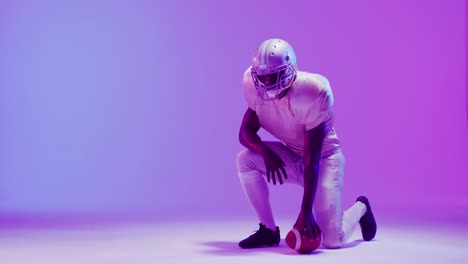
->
[314, 152, 346, 233]
[261, 141, 303, 185]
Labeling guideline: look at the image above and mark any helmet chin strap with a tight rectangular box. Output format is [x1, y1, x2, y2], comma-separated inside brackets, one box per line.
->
[261, 71, 296, 100]
[276, 88, 289, 99]
[262, 86, 289, 100]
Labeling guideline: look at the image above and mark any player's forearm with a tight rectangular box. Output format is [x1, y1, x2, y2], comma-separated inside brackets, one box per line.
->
[301, 161, 319, 213]
[239, 128, 270, 155]
[302, 122, 326, 213]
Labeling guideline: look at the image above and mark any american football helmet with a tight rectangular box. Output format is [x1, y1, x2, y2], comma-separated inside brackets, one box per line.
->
[251, 39, 297, 100]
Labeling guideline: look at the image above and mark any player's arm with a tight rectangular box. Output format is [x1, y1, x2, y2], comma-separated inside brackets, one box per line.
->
[301, 121, 326, 213]
[239, 108, 287, 185]
[295, 121, 326, 238]
[239, 108, 269, 154]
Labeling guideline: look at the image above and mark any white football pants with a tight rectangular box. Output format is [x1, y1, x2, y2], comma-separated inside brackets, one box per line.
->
[237, 141, 366, 249]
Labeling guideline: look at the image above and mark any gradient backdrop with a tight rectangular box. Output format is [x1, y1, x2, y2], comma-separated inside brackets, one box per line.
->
[0, 0, 466, 223]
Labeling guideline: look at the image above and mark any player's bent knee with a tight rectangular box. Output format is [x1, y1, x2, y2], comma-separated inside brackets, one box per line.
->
[321, 230, 345, 249]
[322, 239, 343, 249]
[236, 149, 262, 172]
[322, 235, 344, 249]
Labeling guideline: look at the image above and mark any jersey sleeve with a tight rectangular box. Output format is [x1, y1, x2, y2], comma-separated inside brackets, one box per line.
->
[242, 68, 258, 111]
[292, 75, 334, 131]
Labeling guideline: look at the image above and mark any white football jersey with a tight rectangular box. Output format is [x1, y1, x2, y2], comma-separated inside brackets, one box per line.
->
[243, 67, 341, 158]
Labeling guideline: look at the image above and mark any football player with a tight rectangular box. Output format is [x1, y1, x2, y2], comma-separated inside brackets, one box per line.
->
[237, 38, 377, 249]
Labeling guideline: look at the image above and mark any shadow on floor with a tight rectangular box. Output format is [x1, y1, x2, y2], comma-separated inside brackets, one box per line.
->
[198, 239, 365, 256]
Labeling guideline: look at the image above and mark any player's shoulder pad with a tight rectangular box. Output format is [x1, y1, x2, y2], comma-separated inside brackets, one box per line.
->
[290, 72, 331, 105]
[243, 67, 253, 86]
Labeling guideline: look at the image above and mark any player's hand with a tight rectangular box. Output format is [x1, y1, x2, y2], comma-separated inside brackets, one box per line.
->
[295, 210, 321, 240]
[260, 148, 288, 185]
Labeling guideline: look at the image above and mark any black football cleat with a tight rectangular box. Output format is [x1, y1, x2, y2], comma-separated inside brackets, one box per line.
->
[356, 196, 377, 241]
[239, 223, 280, 249]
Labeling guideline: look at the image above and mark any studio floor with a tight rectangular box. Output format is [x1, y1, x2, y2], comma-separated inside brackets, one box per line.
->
[0, 216, 467, 264]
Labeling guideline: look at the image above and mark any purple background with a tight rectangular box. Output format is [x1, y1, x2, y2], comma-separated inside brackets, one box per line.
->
[0, 0, 466, 222]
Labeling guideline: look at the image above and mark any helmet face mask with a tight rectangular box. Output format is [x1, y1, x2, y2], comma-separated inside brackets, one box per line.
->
[251, 39, 297, 100]
[252, 67, 295, 100]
